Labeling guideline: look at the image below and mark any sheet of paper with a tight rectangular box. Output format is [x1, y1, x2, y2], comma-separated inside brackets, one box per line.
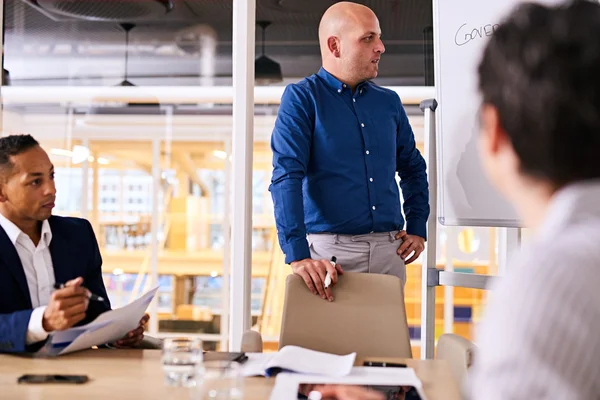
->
[50, 321, 111, 344]
[242, 347, 356, 377]
[42, 286, 158, 356]
[242, 353, 275, 377]
[269, 367, 424, 400]
[265, 345, 356, 377]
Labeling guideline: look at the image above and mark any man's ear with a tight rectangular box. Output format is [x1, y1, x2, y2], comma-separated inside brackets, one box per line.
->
[479, 103, 508, 156]
[327, 36, 341, 58]
[0, 172, 8, 203]
[0, 184, 7, 203]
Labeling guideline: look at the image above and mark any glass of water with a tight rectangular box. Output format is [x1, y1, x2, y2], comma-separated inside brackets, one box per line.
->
[192, 360, 244, 399]
[161, 337, 203, 387]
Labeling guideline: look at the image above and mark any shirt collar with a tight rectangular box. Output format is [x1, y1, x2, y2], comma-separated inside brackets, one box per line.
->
[40, 219, 52, 247]
[317, 67, 370, 94]
[0, 211, 52, 247]
[537, 180, 600, 242]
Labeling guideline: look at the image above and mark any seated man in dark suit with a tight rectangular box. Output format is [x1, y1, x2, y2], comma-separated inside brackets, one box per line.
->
[0, 134, 148, 353]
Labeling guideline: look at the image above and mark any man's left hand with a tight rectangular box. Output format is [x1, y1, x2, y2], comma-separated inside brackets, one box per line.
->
[115, 313, 149, 348]
[395, 231, 425, 265]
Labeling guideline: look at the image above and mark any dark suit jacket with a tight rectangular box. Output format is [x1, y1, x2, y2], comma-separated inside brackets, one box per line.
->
[0, 216, 111, 353]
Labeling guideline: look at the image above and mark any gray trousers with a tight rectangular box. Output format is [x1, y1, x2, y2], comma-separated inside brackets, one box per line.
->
[307, 231, 406, 284]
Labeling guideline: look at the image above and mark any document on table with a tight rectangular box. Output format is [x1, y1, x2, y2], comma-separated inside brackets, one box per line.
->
[40, 287, 159, 356]
[242, 345, 356, 377]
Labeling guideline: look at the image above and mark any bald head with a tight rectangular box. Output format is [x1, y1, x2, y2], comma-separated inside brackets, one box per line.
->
[318, 2, 384, 88]
[318, 2, 375, 54]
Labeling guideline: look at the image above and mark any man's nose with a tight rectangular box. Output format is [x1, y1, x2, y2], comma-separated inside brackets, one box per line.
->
[45, 180, 56, 196]
[375, 38, 385, 54]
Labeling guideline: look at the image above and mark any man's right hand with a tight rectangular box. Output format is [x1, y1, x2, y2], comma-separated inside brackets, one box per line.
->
[290, 258, 344, 302]
[42, 277, 90, 332]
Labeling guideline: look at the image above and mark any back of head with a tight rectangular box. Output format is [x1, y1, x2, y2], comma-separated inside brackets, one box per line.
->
[0, 134, 39, 174]
[478, 0, 600, 187]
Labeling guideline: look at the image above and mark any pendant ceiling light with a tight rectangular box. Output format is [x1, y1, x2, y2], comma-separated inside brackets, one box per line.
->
[255, 21, 283, 85]
[117, 23, 135, 86]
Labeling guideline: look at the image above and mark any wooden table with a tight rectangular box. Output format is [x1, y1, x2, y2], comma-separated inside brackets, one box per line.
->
[0, 349, 462, 399]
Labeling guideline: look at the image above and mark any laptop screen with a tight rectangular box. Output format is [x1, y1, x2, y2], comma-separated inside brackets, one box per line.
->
[296, 383, 424, 400]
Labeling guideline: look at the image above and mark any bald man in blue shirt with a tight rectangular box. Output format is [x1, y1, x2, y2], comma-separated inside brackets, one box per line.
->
[269, 2, 429, 302]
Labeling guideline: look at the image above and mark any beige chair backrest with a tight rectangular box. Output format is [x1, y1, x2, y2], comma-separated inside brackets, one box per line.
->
[279, 272, 412, 359]
[241, 330, 263, 353]
[436, 333, 476, 388]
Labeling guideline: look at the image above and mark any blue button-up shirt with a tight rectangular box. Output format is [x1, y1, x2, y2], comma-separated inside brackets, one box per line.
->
[270, 68, 429, 264]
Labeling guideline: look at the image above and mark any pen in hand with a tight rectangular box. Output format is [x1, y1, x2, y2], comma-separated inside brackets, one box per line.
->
[53, 283, 105, 302]
[324, 256, 337, 289]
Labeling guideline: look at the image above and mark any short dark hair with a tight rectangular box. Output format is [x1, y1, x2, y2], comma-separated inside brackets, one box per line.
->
[0, 134, 40, 170]
[478, 0, 600, 187]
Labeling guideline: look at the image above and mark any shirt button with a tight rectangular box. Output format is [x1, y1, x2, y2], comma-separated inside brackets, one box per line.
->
[337, 89, 341, 93]
[369, 178, 373, 182]
[361, 123, 365, 128]
[343, 84, 347, 88]
[372, 206, 376, 210]
[353, 98, 356, 102]
[365, 150, 370, 155]
[360, 89, 363, 94]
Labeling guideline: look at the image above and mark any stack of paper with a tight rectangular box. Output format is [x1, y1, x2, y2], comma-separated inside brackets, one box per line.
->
[242, 345, 356, 377]
[39, 287, 159, 356]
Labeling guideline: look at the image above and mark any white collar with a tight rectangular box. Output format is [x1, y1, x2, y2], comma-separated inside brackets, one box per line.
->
[537, 180, 600, 242]
[0, 211, 53, 247]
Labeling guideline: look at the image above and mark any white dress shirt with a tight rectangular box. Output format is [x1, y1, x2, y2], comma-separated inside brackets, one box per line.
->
[471, 181, 600, 399]
[0, 212, 55, 344]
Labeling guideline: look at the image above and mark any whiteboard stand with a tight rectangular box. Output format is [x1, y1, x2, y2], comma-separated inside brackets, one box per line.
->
[443, 227, 458, 335]
[418, 98, 520, 359]
[420, 98, 439, 359]
[498, 227, 521, 276]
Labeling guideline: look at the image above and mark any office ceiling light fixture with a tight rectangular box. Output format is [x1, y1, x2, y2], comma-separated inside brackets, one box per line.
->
[118, 23, 136, 87]
[255, 21, 283, 85]
[50, 147, 110, 165]
[50, 148, 74, 158]
[213, 150, 227, 160]
[71, 145, 91, 164]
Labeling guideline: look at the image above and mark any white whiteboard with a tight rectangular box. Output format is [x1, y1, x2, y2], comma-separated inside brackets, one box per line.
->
[432, 0, 561, 227]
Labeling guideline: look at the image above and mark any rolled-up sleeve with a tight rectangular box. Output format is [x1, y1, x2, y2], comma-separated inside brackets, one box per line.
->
[395, 94, 430, 240]
[269, 84, 314, 264]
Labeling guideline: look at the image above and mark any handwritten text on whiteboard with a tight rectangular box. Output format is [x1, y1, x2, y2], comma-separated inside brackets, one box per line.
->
[454, 23, 500, 46]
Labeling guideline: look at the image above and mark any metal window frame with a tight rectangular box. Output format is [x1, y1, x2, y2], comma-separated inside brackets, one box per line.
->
[229, 0, 256, 351]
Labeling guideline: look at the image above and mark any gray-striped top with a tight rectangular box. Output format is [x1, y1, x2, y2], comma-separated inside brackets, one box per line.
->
[471, 181, 600, 399]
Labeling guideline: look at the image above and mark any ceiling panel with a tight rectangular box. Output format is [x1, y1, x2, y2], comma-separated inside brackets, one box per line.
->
[6, 0, 431, 42]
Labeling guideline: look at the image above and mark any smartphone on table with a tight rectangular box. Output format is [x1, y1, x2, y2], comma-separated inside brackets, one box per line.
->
[18, 374, 89, 384]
